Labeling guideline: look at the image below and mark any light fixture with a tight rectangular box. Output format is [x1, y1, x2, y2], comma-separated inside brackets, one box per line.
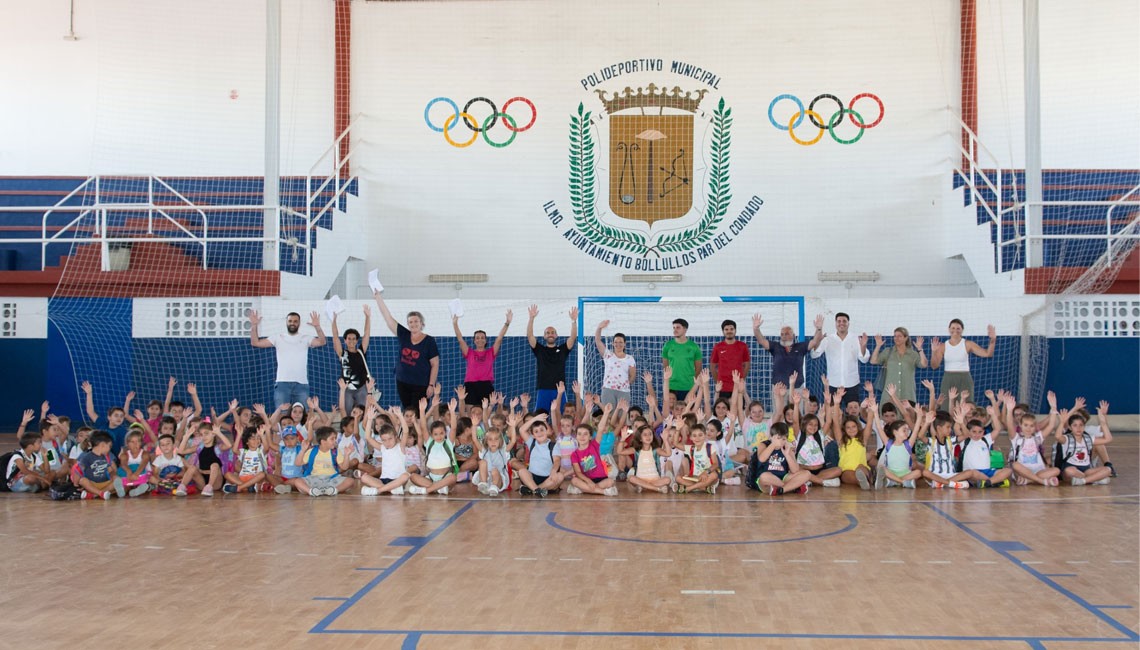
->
[621, 274, 683, 283]
[817, 271, 880, 283]
[428, 274, 488, 283]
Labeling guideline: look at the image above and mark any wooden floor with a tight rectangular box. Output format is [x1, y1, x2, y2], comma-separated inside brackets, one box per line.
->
[3, 435, 1137, 650]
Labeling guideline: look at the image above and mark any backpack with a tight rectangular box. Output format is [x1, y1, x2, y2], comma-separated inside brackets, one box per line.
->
[795, 432, 835, 468]
[630, 446, 660, 476]
[955, 437, 990, 473]
[1052, 432, 1094, 471]
[683, 443, 716, 478]
[746, 448, 764, 491]
[0, 449, 19, 492]
[426, 438, 459, 474]
[301, 447, 340, 477]
[527, 438, 557, 470]
[49, 481, 82, 501]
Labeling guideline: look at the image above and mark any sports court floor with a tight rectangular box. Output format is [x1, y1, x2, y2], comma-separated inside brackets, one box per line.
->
[3, 435, 1137, 650]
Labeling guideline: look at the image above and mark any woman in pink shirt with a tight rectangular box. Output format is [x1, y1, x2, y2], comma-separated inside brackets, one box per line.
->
[452, 310, 512, 406]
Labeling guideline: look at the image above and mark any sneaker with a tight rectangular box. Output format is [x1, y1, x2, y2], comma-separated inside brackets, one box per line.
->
[486, 485, 498, 497]
[617, 471, 628, 481]
[930, 481, 944, 489]
[603, 486, 618, 496]
[352, 469, 363, 479]
[822, 478, 841, 488]
[657, 485, 669, 494]
[978, 480, 989, 489]
[222, 484, 238, 494]
[309, 487, 322, 497]
[408, 485, 428, 495]
[102, 491, 112, 500]
[797, 484, 810, 495]
[1071, 477, 1086, 486]
[855, 469, 870, 490]
[201, 484, 214, 497]
[706, 484, 716, 495]
[902, 480, 916, 489]
[1015, 476, 1028, 486]
[768, 485, 782, 496]
[1107, 463, 1117, 478]
[273, 484, 292, 495]
[113, 477, 126, 498]
[456, 471, 470, 483]
[885, 480, 900, 488]
[1045, 477, 1059, 486]
[874, 466, 887, 490]
[998, 479, 1010, 488]
[391, 485, 405, 496]
[723, 476, 741, 486]
[566, 485, 583, 495]
[675, 484, 688, 494]
[670, 482, 681, 493]
[1094, 477, 1111, 485]
[437, 486, 449, 495]
[256, 483, 272, 493]
[360, 487, 380, 496]
[950, 481, 970, 490]
[536, 488, 548, 498]
[519, 486, 534, 496]
[174, 485, 188, 496]
[129, 484, 150, 498]
[477, 482, 489, 495]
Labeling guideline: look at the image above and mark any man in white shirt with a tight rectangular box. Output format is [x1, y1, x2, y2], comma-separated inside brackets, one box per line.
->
[810, 312, 868, 406]
[249, 310, 327, 407]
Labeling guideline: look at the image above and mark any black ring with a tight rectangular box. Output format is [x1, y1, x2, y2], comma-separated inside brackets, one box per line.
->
[462, 97, 498, 132]
[808, 94, 844, 129]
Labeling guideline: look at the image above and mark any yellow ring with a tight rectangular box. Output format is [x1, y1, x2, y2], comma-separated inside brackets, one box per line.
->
[788, 110, 825, 146]
[443, 112, 480, 148]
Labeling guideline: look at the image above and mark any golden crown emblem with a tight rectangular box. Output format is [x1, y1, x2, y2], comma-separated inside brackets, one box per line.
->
[594, 83, 708, 115]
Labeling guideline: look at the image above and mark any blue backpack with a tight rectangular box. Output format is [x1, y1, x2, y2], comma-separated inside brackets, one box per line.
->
[302, 447, 340, 477]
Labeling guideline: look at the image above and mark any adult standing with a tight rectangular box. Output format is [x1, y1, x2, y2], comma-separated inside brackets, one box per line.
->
[331, 305, 372, 413]
[373, 291, 439, 409]
[527, 304, 578, 412]
[453, 310, 512, 406]
[594, 320, 636, 407]
[930, 319, 995, 407]
[754, 313, 825, 390]
[661, 318, 702, 401]
[870, 327, 927, 404]
[249, 310, 326, 407]
[809, 312, 869, 405]
[710, 319, 750, 400]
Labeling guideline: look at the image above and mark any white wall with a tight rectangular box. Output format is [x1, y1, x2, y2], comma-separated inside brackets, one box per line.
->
[0, 0, 334, 175]
[976, 0, 1140, 168]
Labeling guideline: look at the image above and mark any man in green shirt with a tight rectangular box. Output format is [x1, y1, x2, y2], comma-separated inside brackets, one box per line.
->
[661, 318, 703, 401]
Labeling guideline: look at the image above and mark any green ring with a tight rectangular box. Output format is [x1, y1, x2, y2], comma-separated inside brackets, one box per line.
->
[481, 113, 517, 148]
[827, 108, 865, 145]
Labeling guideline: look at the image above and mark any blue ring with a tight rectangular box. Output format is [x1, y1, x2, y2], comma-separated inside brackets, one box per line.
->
[768, 94, 805, 131]
[424, 97, 460, 133]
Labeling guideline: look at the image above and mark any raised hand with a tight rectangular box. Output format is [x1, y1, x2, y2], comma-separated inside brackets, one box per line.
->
[874, 334, 885, 347]
[248, 309, 262, 326]
[813, 313, 825, 331]
[752, 313, 763, 329]
[714, 380, 723, 394]
[617, 397, 629, 412]
[504, 309, 513, 325]
[858, 332, 869, 348]
[418, 397, 429, 414]
[20, 409, 34, 426]
[228, 398, 239, 412]
[569, 306, 579, 320]
[81, 380, 92, 394]
[455, 385, 467, 401]
[1072, 397, 1087, 412]
[987, 324, 996, 338]
[921, 379, 935, 394]
[337, 377, 347, 389]
[914, 336, 925, 350]
[520, 393, 530, 409]
[948, 386, 958, 402]
[509, 396, 520, 411]
[886, 383, 898, 398]
[307, 396, 320, 410]
[864, 380, 875, 396]
[1046, 391, 1057, 411]
[930, 337, 942, 353]
[663, 365, 673, 381]
[168, 376, 177, 390]
[1097, 400, 1110, 416]
[448, 398, 458, 413]
[642, 371, 654, 385]
[788, 371, 798, 387]
[362, 304, 371, 318]
[571, 380, 581, 395]
[186, 383, 198, 396]
[309, 311, 321, 328]
[527, 304, 539, 319]
[598, 319, 610, 331]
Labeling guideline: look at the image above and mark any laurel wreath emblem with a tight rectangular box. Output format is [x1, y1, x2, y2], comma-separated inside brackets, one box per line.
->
[568, 98, 732, 258]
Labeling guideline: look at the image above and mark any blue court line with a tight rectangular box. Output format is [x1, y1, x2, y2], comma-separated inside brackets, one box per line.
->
[924, 503, 1139, 641]
[1042, 573, 1078, 578]
[309, 500, 476, 635]
[400, 632, 421, 650]
[1026, 641, 1046, 650]
[312, 597, 348, 601]
[545, 511, 857, 545]
[1095, 605, 1135, 610]
[354, 567, 387, 571]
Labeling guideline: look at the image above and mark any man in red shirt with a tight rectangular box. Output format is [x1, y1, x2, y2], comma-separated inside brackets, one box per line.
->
[710, 319, 750, 400]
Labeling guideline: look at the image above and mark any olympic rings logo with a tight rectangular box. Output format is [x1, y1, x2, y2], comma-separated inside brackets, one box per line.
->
[767, 93, 884, 146]
[423, 96, 537, 148]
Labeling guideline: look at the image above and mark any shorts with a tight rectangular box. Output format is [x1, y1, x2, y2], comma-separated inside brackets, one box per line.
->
[976, 468, 997, 478]
[590, 476, 607, 484]
[8, 476, 41, 493]
[599, 387, 631, 408]
[238, 474, 259, 483]
[530, 474, 549, 485]
[379, 477, 394, 485]
[305, 475, 340, 491]
[807, 467, 826, 476]
[1018, 461, 1047, 474]
[463, 381, 494, 406]
[395, 380, 429, 410]
[941, 372, 974, 402]
[427, 470, 451, 482]
[764, 470, 788, 481]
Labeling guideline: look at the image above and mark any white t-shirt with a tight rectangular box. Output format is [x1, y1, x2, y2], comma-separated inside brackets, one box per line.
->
[7, 451, 38, 479]
[601, 350, 636, 392]
[337, 434, 366, 464]
[961, 434, 993, 471]
[271, 332, 315, 383]
[796, 434, 825, 467]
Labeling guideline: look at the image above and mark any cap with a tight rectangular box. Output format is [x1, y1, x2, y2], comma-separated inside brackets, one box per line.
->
[281, 426, 300, 438]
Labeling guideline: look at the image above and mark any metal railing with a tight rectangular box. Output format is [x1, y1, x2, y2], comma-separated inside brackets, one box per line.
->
[303, 116, 359, 274]
[955, 114, 1140, 270]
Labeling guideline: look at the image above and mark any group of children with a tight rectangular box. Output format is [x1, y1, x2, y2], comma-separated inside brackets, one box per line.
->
[2, 371, 1118, 500]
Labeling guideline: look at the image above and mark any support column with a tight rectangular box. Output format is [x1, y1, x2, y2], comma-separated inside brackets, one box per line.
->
[264, 0, 281, 271]
[1024, 0, 1044, 268]
[335, 0, 352, 176]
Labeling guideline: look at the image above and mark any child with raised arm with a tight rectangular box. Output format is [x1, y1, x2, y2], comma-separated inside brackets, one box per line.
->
[82, 380, 134, 456]
[223, 425, 272, 493]
[625, 424, 673, 493]
[752, 423, 811, 496]
[474, 412, 517, 497]
[1006, 392, 1061, 486]
[1055, 400, 1113, 486]
[875, 406, 928, 489]
[359, 406, 412, 496]
[673, 422, 720, 494]
[789, 404, 842, 488]
[515, 413, 564, 497]
[291, 426, 356, 496]
[408, 399, 460, 495]
[271, 425, 304, 494]
[151, 433, 195, 496]
[566, 411, 619, 497]
[921, 413, 969, 489]
[832, 388, 874, 490]
[177, 420, 232, 497]
[952, 402, 1012, 488]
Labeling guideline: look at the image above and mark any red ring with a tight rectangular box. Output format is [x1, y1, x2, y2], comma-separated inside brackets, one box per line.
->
[501, 96, 537, 132]
[847, 93, 884, 129]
